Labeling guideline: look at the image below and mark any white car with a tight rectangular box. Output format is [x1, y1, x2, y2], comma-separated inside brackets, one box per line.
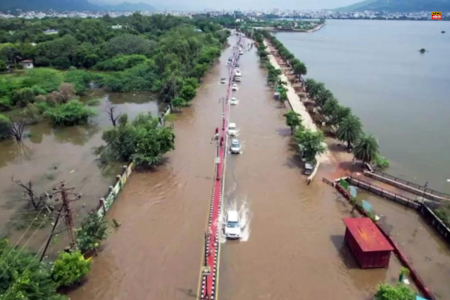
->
[220, 78, 226, 84]
[230, 97, 238, 105]
[231, 83, 238, 91]
[230, 138, 241, 154]
[224, 211, 241, 239]
[228, 123, 237, 136]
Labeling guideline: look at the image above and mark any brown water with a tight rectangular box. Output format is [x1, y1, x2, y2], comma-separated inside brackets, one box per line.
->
[356, 190, 450, 300]
[69, 36, 408, 300]
[0, 91, 159, 255]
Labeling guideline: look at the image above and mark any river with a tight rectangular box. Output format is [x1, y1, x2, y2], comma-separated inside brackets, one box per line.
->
[275, 20, 450, 193]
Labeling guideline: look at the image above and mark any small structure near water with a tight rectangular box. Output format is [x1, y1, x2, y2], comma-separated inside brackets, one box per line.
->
[343, 218, 393, 269]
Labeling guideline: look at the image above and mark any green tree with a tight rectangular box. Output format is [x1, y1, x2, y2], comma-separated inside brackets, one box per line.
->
[76, 212, 108, 253]
[322, 97, 339, 121]
[45, 100, 96, 126]
[179, 85, 197, 102]
[22, 68, 63, 93]
[336, 115, 362, 150]
[284, 110, 303, 134]
[353, 134, 379, 163]
[333, 105, 352, 126]
[294, 129, 326, 163]
[52, 251, 91, 288]
[305, 78, 324, 100]
[374, 284, 414, 300]
[315, 88, 333, 108]
[171, 96, 185, 111]
[96, 113, 175, 166]
[105, 34, 154, 57]
[0, 239, 65, 300]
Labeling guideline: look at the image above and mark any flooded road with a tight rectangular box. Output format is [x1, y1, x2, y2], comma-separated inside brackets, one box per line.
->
[219, 38, 402, 299]
[69, 43, 236, 299]
[68, 35, 449, 300]
[0, 90, 159, 254]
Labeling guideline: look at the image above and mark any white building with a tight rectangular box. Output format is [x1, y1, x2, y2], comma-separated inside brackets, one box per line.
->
[111, 24, 123, 29]
[19, 60, 34, 69]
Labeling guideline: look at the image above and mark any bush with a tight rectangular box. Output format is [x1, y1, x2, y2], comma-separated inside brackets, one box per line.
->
[179, 85, 196, 102]
[52, 251, 91, 288]
[76, 212, 108, 253]
[374, 283, 414, 300]
[52, 57, 71, 69]
[22, 68, 63, 93]
[374, 155, 390, 170]
[12, 87, 35, 107]
[64, 69, 95, 95]
[95, 54, 148, 71]
[0, 96, 13, 111]
[45, 100, 96, 126]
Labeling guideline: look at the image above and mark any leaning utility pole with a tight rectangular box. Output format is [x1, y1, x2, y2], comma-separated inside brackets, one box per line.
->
[51, 181, 82, 249]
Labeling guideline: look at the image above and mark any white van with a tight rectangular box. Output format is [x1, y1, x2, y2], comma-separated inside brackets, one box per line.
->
[224, 211, 241, 239]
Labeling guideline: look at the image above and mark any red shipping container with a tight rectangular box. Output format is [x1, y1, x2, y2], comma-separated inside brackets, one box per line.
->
[343, 218, 394, 269]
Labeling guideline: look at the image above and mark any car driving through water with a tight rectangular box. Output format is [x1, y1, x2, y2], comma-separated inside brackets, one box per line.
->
[224, 210, 241, 239]
[230, 138, 241, 154]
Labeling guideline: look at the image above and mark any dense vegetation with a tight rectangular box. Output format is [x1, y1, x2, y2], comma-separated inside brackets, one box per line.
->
[0, 14, 228, 135]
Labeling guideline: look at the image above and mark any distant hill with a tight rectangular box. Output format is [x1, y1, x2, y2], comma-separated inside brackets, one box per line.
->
[102, 1, 156, 11]
[0, 0, 96, 11]
[335, 0, 450, 12]
[0, 0, 157, 12]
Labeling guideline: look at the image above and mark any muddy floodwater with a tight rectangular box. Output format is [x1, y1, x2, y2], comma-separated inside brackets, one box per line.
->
[69, 36, 413, 300]
[0, 90, 160, 255]
[354, 189, 450, 300]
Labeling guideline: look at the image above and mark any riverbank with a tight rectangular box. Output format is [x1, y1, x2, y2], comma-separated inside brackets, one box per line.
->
[262, 32, 450, 300]
[263, 22, 325, 33]
[264, 41, 331, 162]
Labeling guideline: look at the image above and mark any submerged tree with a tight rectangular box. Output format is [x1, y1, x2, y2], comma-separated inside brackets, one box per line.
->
[96, 113, 175, 166]
[105, 101, 120, 127]
[295, 129, 326, 163]
[11, 177, 47, 210]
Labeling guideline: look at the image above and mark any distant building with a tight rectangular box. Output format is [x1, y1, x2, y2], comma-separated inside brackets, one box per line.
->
[43, 29, 58, 35]
[111, 24, 123, 30]
[19, 60, 34, 69]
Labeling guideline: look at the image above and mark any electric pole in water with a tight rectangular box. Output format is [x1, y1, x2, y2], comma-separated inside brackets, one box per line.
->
[51, 181, 82, 249]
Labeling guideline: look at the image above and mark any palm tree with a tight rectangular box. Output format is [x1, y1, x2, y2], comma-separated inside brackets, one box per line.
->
[322, 97, 339, 120]
[315, 88, 333, 108]
[336, 115, 362, 150]
[353, 134, 379, 163]
[284, 110, 303, 134]
[305, 79, 324, 100]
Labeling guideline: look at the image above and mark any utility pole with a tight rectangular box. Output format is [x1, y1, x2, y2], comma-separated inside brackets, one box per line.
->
[51, 181, 82, 250]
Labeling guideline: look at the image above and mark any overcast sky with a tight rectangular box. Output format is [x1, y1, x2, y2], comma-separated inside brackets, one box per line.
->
[90, 0, 362, 11]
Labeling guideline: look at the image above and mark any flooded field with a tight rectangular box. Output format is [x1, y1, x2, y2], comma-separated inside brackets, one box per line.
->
[0, 90, 160, 254]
